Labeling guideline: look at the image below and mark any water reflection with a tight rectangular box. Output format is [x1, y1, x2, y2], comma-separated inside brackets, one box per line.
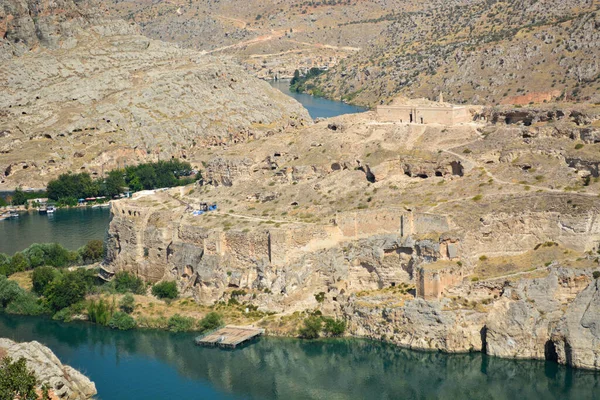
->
[0, 314, 598, 400]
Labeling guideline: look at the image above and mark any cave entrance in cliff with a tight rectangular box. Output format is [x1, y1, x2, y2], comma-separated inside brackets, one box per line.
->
[544, 340, 558, 362]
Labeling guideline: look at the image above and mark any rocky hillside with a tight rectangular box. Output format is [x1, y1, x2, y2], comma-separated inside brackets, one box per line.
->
[98, 0, 600, 106]
[305, 0, 600, 106]
[105, 102, 600, 368]
[0, 0, 310, 189]
[101, 0, 474, 79]
[0, 338, 97, 399]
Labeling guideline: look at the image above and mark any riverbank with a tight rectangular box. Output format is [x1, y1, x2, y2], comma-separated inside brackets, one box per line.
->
[1, 313, 599, 400]
[269, 79, 367, 119]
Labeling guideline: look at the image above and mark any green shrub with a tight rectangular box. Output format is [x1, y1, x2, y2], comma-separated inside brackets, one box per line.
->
[52, 307, 75, 322]
[299, 316, 323, 339]
[198, 312, 223, 333]
[87, 299, 114, 326]
[109, 311, 136, 330]
[9, 253, 29, 274]
[79, 240, 105, 264]
[0, 254, 11, 276]
[45, 275, 87, 312]
[575, 143, 584, 150]
[323, 318, 346, 336]
[114, 272, 145, 295]
[5, 292, 45, 316]
[119, 293, 135, 314]
[152, 281, 178, 299]
[314, 292, 326, 303]
[593, 271, 600, 280]
[0, 276, 25, 308]
[0, 356, 37, 400]
[167, 314, 195, 332]
[32, 266, 58, 295]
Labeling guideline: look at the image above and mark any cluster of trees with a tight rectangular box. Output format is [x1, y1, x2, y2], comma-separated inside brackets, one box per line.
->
[299, 313, 346, 339]
[0, 244, 228, 335]
[47, 159, 200, 202]
[0, 241, 104, 277]
[290, 67, 326, 94]
[0, 189, 48, 207]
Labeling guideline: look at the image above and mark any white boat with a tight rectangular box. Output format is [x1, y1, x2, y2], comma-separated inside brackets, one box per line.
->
[47, 206, 56, 214]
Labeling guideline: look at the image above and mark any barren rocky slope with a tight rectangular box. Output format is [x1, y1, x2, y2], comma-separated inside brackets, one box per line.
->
[101, 0, 600, 106]
[306, 0, 600, 106]
[105, 103, 600, 369]
[0, 338, 97, 399]
[0, 0, 310, 189]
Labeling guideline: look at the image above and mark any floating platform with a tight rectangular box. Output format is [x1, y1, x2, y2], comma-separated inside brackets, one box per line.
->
[195, 325, 264, 349]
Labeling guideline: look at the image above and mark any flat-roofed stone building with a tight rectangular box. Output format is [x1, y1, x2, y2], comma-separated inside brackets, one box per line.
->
[376, 93, 472, 125]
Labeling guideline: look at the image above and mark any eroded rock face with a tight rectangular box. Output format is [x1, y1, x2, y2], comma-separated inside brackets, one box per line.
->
[485, 268, 590, 361]
[343, 296, 486, 353]
[341, 268, 600, 369]
[0, 338, 97, 399]
[552, 278, 600, 370]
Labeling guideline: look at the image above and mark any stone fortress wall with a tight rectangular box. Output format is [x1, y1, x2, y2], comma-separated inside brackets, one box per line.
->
[107, 197, 600, 306]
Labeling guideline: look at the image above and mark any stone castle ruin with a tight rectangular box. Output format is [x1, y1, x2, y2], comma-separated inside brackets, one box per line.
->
[376, 93, 472, 125]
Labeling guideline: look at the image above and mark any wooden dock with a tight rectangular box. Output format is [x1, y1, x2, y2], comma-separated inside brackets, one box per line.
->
[195, 325, 264, 349]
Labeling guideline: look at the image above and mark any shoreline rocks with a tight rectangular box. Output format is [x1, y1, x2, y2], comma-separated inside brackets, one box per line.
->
[0, 338, 97, 399]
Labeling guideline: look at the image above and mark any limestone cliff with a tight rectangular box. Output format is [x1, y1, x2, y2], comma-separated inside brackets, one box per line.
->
[105, 106, 600, 369]
[0, 338, 97, 399]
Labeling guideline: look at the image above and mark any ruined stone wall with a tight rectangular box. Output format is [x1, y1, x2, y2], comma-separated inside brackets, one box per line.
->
[416, 264, 465, 300]
[335, 209, 404, 238]
[464, 210, 600, 255]
[376, 105, 472, 125]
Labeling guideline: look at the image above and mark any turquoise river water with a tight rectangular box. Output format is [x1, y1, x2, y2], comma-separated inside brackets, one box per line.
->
[269, 80, 367, 119]
[0, 313, 598, 400]
[0, 207, 111, 255]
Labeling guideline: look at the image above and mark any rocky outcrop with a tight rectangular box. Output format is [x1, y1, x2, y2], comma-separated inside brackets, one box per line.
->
[341, 268, 600, 369]
[344, 295, 486, 352]
[552, 278, 600, 370]
[0, 338, 97, 399]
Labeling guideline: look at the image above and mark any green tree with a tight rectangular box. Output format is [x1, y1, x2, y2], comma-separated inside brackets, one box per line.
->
[0, 254, 11, 276]
[79, 240, 104, 264]
[103, 170, 126, 198]
[168, 314, 195, 332]
[119, 293, 135, 314]
[151, 281, 178, 299]
[323, 317, 346, 336]
[11, 187, 27, 206]
[198, 312, 223, 332]
[291, 69, 300, 86]
[0, 276, 24, 308]
[299, 316, 323, 339]
[0, 356, 37, 400]
[108, 311, 136, 330]
[9, 253, 29, 274]
[114, 272, 145, 294]
[45, 274, 87, 311]
[5, 292, 45, 316]
[87, 299, 113, 325]
[32, 266, 58, 295]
